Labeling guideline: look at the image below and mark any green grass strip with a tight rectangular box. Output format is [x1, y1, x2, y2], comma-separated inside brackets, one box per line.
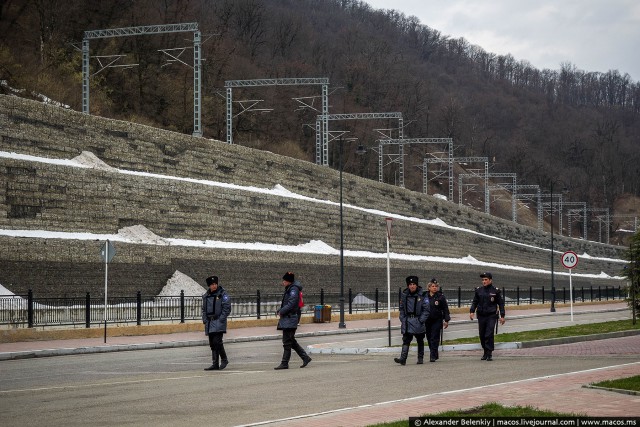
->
[591, 375, 640, 392]
[369, 403, 581, 427]
[444, 319, 639, 345]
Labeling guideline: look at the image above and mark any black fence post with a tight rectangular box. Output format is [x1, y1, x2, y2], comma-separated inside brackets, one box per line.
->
[180, 290, 185, 324]
[257, 290, 261, 320]
[542, 286, 545, 304]
[27, 289, 33, 328]
[618, 285, 621, 300]
[457, 286, 461, 308]
[606, 286, 609, 301]
[85, 292, 91, 328]
[529, 286, 532, 305]
[562, 287, 566, 304]
[516, 286, 520, 305]
[598, 286, 602, 301]
[348, 288, 352, 314]
[136, 291, 142, 326]
[320, 288, 324, 306]
[375, 288, 379, 313]
[590, 286, 593, 302]
[581, 287, 584, 303]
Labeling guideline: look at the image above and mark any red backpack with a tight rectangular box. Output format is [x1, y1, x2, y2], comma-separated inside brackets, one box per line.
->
[298, 291, 304, 308]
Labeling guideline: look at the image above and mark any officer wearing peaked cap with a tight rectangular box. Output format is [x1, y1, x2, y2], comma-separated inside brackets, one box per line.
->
[202, 275, 231, 371]
[394, 275, 430, 365]
[470, 272, 505, 361]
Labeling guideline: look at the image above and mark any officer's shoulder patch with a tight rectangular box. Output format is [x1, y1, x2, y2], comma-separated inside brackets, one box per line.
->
[222, 295, 229, 301]
[290, 290, 296, 296]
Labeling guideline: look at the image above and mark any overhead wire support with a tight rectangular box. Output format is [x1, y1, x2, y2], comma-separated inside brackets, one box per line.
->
[423, 156, 488, 202]
[225, 78, 329, 148]
[82, 22, 203, 137]
[317, 112, 404, 168]
[377, 138, 452, 190]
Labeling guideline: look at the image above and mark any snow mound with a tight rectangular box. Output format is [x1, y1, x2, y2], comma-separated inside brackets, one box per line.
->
[0, 283, 16, 296]
[72, 151, 116, 171]
[433, 193, 448, 201]
[157, 271, 206, 297]
[118, 225, 168, 245]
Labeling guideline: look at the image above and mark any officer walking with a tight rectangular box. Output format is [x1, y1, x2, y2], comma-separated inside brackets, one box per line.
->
[395, 276, 430, 365]
[274, 271, 312, 370]
[202, 275, 231, 371]
[469, 272, 505, 361]
[425, 278, 451, 362]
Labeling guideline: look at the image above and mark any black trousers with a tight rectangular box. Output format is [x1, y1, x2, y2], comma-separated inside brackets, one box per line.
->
[477, 315, 497, 352]
[281, 328, 306, 362]
[209, 332, 227, 360]
[425, 320, 442, 352]
[401, 333, 425, 354]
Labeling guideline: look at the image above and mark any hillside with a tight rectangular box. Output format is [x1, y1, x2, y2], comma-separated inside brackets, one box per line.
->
[0, 0, 638, 242]
[0, 95, 627, 298]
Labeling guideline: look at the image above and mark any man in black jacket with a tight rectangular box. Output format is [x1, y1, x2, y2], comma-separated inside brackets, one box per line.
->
[274, 271, 312, 370]
[470, 272, 506, 361]
[202, 275, 231, 371]
[425, 278, 451, 362]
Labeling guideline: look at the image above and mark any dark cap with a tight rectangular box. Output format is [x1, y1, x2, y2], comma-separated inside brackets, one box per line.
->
[405, 276, 419, 286]
[479, 272, 492, 279]
[206, 275, 219, 285]
[282, 271, 295, 283]
[429, 278, 438, 284]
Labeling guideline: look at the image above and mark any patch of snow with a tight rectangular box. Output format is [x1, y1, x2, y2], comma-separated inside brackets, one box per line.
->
[72, 151, 116, 171]
[433, 193, 448, 201]
[118, 225, 168, 246]
[157, 271, 206, 297]
[0, 283, 16, 296]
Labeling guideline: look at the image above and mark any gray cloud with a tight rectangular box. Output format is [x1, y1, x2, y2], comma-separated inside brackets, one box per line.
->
[365, 0, 640, 80]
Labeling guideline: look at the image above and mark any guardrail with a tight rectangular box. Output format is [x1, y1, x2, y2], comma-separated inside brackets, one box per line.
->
[0, 285, 626, 328]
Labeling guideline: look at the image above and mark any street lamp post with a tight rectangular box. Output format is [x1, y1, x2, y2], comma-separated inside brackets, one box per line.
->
[339, 136, 346, 328]
[550, 182, 556, 313]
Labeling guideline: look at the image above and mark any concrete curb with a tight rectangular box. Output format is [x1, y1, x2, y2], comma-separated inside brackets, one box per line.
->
[582, 385, 640, 396]
[0, 307, 634, 360]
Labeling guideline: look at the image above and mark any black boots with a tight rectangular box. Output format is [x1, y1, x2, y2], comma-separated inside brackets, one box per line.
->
[300, 355, 312, 368]
[293, 342, 312, 368]
[204, 351, 219, 371]
[481, 350, 493, 361]
[417, 342, 424, 364]
[219, 345, 228, 370]
[275, 349, 291, 370]
[275, 347, 312, 369]
[394, 345, 409, 365]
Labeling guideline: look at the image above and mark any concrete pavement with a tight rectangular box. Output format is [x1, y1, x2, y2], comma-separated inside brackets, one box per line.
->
[0, 301, 634, 360]
[2, 301, 639, 425]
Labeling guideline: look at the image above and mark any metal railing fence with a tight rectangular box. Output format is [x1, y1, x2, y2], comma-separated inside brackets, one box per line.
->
[0, 285, 626, 328]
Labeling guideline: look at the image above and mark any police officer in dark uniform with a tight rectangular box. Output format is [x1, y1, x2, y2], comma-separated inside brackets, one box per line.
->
[202, 275, 232, 371]
[394, 276, 430, 365]
[425, 278, 451, 362]
[274, 271, 312, 370]
[469, 272, 505, 361]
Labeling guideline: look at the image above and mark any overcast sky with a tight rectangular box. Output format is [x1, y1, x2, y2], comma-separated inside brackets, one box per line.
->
[364, 0, 640, 81]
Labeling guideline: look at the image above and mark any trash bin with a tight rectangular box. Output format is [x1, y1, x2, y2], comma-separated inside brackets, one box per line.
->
[313, 305, 323, 323]
[322, 304, 332, 322]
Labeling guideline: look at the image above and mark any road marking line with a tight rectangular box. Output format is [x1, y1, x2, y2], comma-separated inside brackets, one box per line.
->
[235, 361, 640, 426]
[0, 371, 264, 394]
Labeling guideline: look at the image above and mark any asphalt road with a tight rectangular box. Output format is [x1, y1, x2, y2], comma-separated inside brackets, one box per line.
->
[0, 310, 634, 427]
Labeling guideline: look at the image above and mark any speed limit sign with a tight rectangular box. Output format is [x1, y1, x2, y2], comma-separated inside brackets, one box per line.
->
[561, 251, 579, 269]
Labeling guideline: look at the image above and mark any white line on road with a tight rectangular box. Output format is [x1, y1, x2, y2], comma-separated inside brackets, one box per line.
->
[235, 361, 640, 427]
[0, 371, 265, 394]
